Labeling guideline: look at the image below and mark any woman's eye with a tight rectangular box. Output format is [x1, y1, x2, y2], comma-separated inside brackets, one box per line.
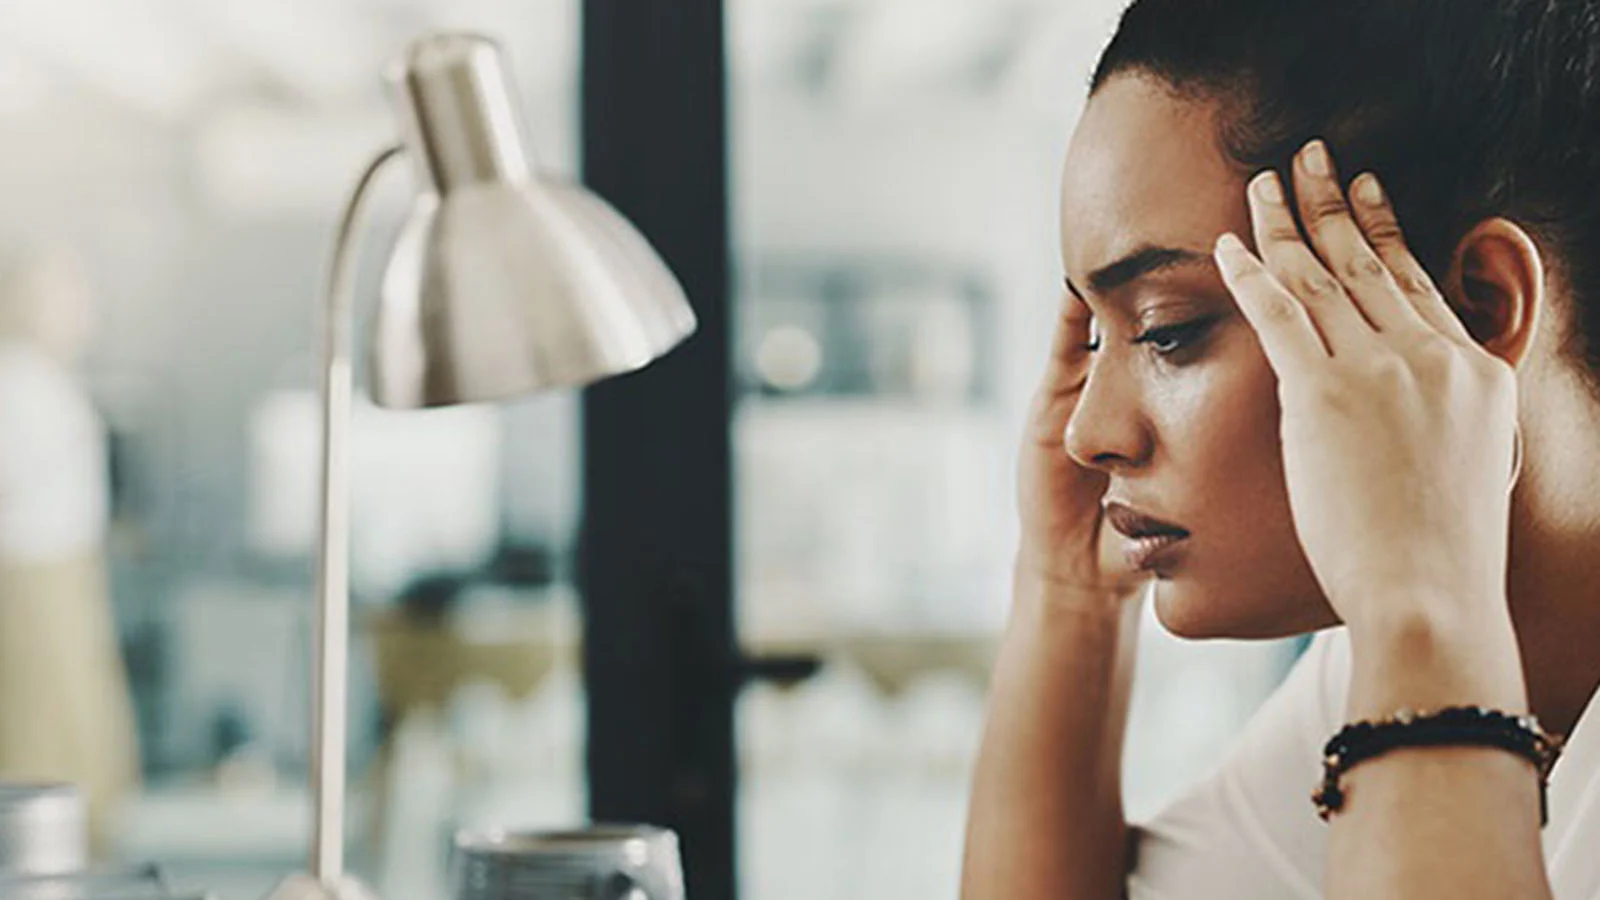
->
[1136, 320, 1212, 356]
[1085, 318, 1214, 358]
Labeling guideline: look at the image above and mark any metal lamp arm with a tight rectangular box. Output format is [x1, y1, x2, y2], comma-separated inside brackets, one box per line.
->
[310, 143, 405, 887]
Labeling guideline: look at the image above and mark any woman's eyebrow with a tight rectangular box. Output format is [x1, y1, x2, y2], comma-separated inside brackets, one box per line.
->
[1064, 245, 1215, 302]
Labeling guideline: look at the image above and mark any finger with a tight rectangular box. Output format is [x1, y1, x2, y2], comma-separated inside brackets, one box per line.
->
[1047, 287, 1093, 377]
[1214, 231, 1331, 378]
[1029, 288, 1092, 443]
[1291, 140, 1430, 338]
[1347, 171, 1478, 347]
[1247, 169, 1377, 358]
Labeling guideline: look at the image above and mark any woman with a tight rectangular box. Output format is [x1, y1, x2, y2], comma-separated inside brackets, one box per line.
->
[961, 1, 1600, 898]
[0, 244, 140, 857]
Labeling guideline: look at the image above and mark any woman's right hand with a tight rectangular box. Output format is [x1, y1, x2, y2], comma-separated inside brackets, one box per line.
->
[1015, 289, 1151, 605]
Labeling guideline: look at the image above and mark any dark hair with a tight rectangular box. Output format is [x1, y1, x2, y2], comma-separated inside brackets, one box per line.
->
[1091, 0, 1600, 402]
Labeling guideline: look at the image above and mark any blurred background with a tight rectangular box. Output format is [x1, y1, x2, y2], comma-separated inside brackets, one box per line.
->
[0, 0, 1303, 898]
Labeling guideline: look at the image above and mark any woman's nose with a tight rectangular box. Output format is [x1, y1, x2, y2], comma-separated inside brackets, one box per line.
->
[1063, 362, 1148, 473]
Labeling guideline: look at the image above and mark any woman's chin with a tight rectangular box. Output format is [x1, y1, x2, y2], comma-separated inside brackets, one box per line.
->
[1151, 578, 1338, 641]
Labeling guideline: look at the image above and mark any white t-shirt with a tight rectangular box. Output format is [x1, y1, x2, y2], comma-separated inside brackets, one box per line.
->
[0, 342, 109, 562]
[1129, 627, 1600, 900]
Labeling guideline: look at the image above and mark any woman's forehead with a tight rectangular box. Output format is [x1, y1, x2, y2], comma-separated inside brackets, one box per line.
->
[1060, 74, 1249, 283]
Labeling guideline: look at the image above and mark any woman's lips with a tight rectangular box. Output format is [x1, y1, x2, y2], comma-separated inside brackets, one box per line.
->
[1103, 501, 1189, 541]
[1102, 501, 1190, 572]
[1123, 532, 1189, 572]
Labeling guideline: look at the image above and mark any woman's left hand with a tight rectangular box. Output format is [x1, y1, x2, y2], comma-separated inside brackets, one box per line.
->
[1213, 138, 1520, 635]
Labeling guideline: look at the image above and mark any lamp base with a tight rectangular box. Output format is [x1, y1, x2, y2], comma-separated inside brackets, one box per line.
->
[261, 873, 380, 900]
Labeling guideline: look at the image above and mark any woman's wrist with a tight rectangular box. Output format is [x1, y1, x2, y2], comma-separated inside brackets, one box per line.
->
[1011, 560, 1142, 624]
[1345, 591, 1527, 721]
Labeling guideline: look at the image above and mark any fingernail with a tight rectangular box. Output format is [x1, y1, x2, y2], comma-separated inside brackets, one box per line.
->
[1353, 173, 1384, 206]
[1215, 232, 1245, 257]
[1302, 140, 1332, 176]
[1252, 172, 1285, 204]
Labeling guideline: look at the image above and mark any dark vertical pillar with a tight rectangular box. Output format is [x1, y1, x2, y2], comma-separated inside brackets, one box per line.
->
[579, 3, 735, 899]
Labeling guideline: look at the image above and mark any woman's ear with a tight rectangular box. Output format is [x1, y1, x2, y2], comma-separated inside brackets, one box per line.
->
[1441, 218, 1545, 369]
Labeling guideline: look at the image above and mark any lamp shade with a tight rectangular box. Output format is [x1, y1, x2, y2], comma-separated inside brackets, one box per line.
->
[369, 33, 697, 409]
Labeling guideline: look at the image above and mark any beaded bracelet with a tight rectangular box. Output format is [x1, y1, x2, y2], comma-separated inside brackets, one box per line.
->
[1312, 705, 1565, 826]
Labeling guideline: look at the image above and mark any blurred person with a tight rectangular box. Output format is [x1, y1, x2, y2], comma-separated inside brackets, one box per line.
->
[0, 243, 140, 857]
[963, 1, 1600, 898]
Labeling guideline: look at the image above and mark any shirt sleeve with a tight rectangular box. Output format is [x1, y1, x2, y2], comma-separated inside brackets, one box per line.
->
[1126, 628, 1351, 900]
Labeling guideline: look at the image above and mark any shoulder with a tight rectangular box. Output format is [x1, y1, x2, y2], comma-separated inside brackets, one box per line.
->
[1128, 629, 1350, 900]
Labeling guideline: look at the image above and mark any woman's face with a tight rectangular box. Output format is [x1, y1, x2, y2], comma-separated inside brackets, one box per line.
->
[1060, 73, 1337, 639]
